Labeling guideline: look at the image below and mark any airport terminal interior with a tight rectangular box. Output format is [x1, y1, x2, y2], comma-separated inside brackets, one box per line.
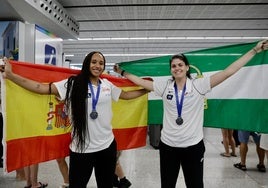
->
[0, 1, 268, 188]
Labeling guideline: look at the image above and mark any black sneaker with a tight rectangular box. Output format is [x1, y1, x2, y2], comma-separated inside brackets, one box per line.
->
[119, 177, 131, 188]
[113, 174, 120, 187]
[257, 164, 266, 172]
[0, 159, 3, 168]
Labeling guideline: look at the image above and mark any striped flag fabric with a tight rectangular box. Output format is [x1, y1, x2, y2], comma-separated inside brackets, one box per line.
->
[118, 41, 268, 133]
[2, 61, 148, 172]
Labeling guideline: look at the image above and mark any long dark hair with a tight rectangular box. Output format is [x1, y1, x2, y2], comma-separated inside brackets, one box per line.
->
[169, 54, 192, 79]
[64, 51, 106, 152]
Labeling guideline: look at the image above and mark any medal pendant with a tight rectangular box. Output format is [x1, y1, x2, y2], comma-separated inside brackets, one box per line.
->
[90, 111, 98, 119]
[176, 117, 183, 125]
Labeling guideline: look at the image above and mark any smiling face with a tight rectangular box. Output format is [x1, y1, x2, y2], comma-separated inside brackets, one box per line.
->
[170, 58, 189, 79]
[89, 53, 105, 77]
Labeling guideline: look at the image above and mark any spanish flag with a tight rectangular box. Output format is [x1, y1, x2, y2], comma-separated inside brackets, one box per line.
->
[2, 61, 148, 172]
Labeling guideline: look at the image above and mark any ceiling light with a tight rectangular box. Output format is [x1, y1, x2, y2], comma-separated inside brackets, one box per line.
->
[77, 36, 268, 41]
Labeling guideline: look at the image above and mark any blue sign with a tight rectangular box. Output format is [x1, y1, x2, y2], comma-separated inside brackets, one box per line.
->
[45, 44, 56, 65]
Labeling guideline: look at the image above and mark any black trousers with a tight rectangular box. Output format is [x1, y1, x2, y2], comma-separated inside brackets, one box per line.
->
[159, 140, 205, 188]
[69, 139, 117, 188]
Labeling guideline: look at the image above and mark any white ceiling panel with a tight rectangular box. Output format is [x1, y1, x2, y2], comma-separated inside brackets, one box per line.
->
[1, 0, 268, 71]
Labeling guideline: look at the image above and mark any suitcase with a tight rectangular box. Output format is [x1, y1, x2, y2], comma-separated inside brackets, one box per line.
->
[148, 124, 162, 149]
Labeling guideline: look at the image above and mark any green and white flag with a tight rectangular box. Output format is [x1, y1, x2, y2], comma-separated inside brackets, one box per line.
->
[119, 41, 268, 133]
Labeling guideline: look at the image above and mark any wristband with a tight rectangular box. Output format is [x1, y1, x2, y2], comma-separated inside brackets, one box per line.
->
[121, 70, 125, 76]
[253, 48, 258, 54]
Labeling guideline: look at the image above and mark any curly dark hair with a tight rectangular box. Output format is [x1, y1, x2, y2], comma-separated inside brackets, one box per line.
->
[64, 51, 106, 152]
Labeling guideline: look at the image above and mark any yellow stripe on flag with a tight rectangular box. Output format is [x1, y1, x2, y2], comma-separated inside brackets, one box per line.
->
[6, 80, 71, 141]
[112, 86, 148, 129]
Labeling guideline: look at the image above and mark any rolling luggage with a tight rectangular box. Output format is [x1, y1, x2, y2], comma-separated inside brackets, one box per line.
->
[148, 124, 162, 149]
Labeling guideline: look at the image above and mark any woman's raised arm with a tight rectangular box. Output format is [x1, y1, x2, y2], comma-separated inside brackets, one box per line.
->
[113, 64, 154, 91]
[1, 58, 59, 96]
[210, 40, 268, 88]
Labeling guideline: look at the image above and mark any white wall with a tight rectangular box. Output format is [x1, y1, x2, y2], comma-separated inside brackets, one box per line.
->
[18, 22, 35, 62]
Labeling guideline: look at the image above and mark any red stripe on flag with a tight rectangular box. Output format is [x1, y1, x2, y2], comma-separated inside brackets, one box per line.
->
[10, 60, 152, 86]
[6, 133, 71, 172]
[113, 126, 148, 150]
[10, 61, 79, 82]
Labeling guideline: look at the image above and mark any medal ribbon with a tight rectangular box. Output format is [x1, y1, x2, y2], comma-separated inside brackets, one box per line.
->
[88, 81, 101, 112]
[174, 82, 186, 118]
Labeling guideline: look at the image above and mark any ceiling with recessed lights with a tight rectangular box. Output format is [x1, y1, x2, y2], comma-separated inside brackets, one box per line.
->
[1, 0, 268, 72]
[58, 0, 268, 71]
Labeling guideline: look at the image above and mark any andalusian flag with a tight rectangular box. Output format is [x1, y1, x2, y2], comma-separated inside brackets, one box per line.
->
[2, 62, 148, 172]
[119, 41, 268, 133]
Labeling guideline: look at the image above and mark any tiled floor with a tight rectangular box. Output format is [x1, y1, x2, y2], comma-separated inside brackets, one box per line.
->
[0, 128, 267, 188]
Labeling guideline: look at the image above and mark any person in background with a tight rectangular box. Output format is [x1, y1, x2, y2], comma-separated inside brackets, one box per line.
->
[0, 95, 2, 169]
[56, 157, 69, 188]
[16, 168, 26, 181]
[114, 40, 268, 188]
[234, 131, 266, 172]
[1, 51, 148, 188]
[220, 129, 237, 157]
[0, 71, 3, 168]
[113, 151, 131, 188]
[233, 130, 240, 147]
[260, 133, 268, 164]
[24, 164, 48, 188]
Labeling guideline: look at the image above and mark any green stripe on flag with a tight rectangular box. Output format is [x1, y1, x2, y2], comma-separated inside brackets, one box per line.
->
[186, 42, 268, 73]
[120, 41, 268, 76]
[120, 55, 171, 76]
[148, 100, 163, 125]
[148, 99, 268, 133]
[204, 99, 268, 133]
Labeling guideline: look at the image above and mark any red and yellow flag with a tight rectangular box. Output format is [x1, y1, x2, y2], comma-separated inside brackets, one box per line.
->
[2, 61, 148, 172]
